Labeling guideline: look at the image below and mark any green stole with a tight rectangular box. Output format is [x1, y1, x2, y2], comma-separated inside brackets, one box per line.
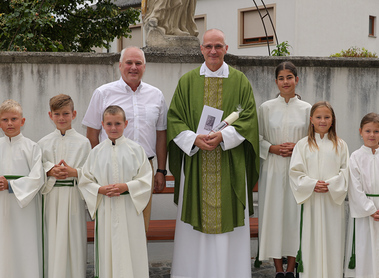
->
[201, 77, 223, 233]
[167, 66, 260, 234]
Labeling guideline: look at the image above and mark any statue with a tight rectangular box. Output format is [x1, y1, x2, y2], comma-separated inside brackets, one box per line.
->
[142, 0, 200, 48]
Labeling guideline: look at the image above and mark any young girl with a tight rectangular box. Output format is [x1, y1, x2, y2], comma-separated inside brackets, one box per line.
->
[346, 113, 379, 278]
[258, 61, 311, 278]
[289, 101, 349, 278]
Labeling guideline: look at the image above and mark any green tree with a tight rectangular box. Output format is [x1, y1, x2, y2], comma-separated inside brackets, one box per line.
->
[0, 0, 140, 52]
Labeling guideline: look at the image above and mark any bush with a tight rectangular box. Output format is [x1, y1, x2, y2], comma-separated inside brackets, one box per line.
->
[271, 41, 291, 56]
[330, 47, 378, 58]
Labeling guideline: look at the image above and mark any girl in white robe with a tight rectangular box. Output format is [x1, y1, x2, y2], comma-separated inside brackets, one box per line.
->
[289, 101, 349, 278]
[79, 106, 152, 278]
[345, 113, 379, 278]
[258, 61, 311, 278]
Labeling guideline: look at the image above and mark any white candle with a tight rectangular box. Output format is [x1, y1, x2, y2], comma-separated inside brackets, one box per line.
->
[223, 111, 239, 124]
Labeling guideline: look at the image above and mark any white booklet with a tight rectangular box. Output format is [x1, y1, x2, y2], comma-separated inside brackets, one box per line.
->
[196, 105, 224, 135]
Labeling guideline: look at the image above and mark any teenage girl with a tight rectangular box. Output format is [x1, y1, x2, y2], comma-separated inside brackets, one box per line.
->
[289, 101, 349, 278]
[345, 113, 379, 278]
[258, 61, 311, 278]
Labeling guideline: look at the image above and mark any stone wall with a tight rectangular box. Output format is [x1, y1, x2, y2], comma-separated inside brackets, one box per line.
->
[1, 51, 379, 152]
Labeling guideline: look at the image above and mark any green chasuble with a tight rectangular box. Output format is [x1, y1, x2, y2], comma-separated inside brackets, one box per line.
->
[167, 65, 259, 234]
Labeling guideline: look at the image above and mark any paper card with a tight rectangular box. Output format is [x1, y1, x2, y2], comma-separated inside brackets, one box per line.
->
[196, 105, 224, 135]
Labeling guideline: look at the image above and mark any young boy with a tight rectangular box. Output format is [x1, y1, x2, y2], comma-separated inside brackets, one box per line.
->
[79, 105, 152, 278]
[0, 99, 44, 278]
[38, 94, 91, 278]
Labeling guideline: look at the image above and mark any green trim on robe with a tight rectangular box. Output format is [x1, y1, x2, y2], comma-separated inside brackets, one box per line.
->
[167, 65, 260, 234]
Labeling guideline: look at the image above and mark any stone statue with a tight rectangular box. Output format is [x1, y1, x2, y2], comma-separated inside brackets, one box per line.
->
[143, 0, 200, 48]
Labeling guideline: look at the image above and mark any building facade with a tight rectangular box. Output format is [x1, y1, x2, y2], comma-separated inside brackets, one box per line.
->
[105, 0, 378, 57]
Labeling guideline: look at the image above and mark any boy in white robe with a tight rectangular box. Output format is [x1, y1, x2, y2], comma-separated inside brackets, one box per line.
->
[38, 94, 91, 278]
[79, 105, 152, 278]
[0, 99, 44, 278]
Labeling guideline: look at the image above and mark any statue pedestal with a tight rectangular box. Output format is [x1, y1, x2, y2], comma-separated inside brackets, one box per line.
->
[146, 28, 200, 48]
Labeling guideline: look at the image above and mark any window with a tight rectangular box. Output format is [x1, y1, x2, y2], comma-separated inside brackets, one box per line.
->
[239, 5, 276, 47]
[369, 16, 376, 37]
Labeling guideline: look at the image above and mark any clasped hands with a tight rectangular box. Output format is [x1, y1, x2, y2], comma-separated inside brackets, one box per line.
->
[270, 142, 296, 157]
[314, 180, 329, 193]
[98, 183, 128, 197]
[194, 132, 223, 151]
[47, 159, 77, 179]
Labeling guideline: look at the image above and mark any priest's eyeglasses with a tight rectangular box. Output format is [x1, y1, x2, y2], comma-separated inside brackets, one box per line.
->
[202, 44, 225, 50]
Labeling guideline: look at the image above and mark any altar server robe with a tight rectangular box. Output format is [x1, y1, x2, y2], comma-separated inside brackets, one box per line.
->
[289, 134, 349, 278]
[38, 128, 91, 278]
[258, 95, 311, 260]
[345, 145, 379, 278]
[0, 133, 44, 278]
[79, 136, 151, 278]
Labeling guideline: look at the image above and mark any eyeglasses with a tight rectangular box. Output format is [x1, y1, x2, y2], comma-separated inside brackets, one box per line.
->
[202, 44, 225, 50]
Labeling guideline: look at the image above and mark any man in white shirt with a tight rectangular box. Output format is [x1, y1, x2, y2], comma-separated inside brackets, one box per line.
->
[82, 46, 168, 231]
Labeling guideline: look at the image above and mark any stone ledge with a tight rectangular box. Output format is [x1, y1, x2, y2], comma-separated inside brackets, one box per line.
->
[1, 51, 378, 68]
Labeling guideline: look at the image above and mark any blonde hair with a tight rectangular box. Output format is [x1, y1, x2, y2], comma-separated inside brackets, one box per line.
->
[0, 99, 23, 116]
[103, 105, 126, 121]
[308, 101, 339, 152]
[49, 94, 74, 111]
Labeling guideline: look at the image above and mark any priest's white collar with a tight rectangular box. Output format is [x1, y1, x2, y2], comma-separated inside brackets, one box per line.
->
[200, 62, 229, 78]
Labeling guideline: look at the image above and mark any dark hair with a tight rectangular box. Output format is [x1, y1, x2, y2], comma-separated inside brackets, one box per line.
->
[308, 101, 339, 152]
[275, 61, 298, 79]
[103, 105, 126, 121]
[275, 61, 301, 99]
[360, 112, 379, 129]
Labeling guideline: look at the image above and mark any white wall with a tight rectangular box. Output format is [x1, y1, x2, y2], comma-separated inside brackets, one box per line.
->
[194, 0, 379, 57]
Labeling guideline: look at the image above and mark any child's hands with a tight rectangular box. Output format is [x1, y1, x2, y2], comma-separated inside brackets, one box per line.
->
[279, 142, 296, 157]
[47, 159, 78, 179]
[0, 176, 8, 191]
[269, 142, 295, 157]
[370, 210, 379, 221]
[314, 180, 329, 193]
[98, 183, 128, 197]
[60, 160, 78, 178]
[47, 161, 68, 179]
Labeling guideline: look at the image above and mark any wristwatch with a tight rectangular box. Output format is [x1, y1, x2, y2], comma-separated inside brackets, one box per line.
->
[156, 169, 167, 176]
